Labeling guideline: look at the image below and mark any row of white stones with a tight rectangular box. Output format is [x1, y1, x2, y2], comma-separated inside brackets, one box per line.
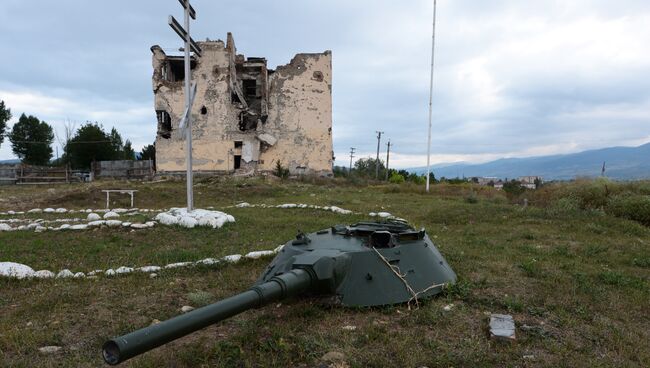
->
[0, 245, 283, 280]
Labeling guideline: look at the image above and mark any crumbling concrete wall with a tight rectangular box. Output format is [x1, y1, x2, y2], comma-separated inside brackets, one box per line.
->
[152, 33, 333, 176]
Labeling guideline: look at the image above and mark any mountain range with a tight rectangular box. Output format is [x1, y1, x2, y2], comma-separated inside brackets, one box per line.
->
[408, 143, 650, 181]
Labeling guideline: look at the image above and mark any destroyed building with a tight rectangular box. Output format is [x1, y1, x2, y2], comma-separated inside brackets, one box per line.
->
[151, 33, 333, 176]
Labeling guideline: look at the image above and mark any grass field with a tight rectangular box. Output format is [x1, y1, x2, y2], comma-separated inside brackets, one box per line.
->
[1, 178, 648, 367]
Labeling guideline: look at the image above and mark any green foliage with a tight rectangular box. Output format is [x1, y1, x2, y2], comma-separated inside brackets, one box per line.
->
[274, 161, 290, 179]
[0, 100, 11, 146]
[122, 139, 135, 160]
[187, 291, 215, 307]
[65, 123, 131, 169]
[139, 143, 156, 168]
[388, 172, 405, 184]
[8, 113, 54, 165]
[354, 157, 386, 178]
[502, 180, 526, 195]
[606, 194, 650, 226]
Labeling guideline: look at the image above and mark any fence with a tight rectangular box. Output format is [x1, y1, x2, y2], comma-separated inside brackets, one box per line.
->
[92, 160, 154, 180]
[0, 164, 84, 185]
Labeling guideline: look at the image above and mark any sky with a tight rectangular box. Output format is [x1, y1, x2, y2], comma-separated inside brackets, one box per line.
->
[1, 0, 649, 168]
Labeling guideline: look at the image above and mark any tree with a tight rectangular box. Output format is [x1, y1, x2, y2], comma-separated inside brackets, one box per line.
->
[354, 157, 386, 178]
[122, 140, 135, 160]
[9, 114, 54, 165]
[139, 143, 156, 169]
[109, 127, 124, 158]
[0, 100, 11, 147]
[65, 123, 116, 169]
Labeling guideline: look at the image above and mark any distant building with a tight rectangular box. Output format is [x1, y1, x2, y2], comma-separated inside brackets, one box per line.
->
[518, 176, 543, 189]
[475, 177, 498, 186]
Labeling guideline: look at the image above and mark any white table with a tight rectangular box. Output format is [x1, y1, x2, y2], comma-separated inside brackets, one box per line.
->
[102, 190, 138, 209]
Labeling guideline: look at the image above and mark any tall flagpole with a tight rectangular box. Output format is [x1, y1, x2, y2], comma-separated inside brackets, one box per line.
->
[425, 0, 437, 192]
[184, 1, 193, 211]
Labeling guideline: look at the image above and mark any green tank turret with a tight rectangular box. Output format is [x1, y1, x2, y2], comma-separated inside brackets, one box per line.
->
[103, 219, 456, 365]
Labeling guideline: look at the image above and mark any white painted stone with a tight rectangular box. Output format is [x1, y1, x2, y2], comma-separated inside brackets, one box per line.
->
[105, 269, 116, 276]
[164, 262, 193, 269]
[235, 202, 251, 208]
[106, 220, 123, 228]
[43, 208, 55, 213]
[195, 258, 219, 266]
[0, 262, 35, 279]
[178, 216, 197, 228]
[56, 269, 74, 279]
[38, 346, 62, 354]
[55, 208, 67, 213]
[28, 208, 42, 213]
[104, 211, 120, 219]
[223, 254, 242, 263]
[115, 266, 134, 274]
[138, 266, 161, 273]
[181, 306, 195, 313]
[0, 223, 12, 231]
[87, 213, 101, 221]
[88, 220, 106, 227]
[121, 222, 132, 227]
[73, 272, 86, 278]
[70, 224, 89, 230]
[34, 270, 55, 279]
[245, 250, 275, 259]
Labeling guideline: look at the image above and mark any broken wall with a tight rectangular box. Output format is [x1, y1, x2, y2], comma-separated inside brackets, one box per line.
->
[152, 34, 333, 176]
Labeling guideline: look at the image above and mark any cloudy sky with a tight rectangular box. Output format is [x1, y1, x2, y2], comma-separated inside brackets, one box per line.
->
[1, 0, 649, 168]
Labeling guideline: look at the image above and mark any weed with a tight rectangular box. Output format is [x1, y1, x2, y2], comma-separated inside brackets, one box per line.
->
[518, 259, 542, 278]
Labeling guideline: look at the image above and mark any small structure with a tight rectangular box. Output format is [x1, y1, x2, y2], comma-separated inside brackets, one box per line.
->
[102, 190, 138, 209]
[151, 33, 333, 177]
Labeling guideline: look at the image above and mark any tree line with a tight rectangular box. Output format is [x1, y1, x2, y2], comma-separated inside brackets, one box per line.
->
[0, 100, 155, 169]
[333, 157, 437, 184]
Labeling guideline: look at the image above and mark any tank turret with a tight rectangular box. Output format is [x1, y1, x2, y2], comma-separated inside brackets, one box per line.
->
[103, 220, 456, 365]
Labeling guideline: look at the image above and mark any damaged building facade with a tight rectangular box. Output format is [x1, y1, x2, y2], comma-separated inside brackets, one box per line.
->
[151, 33, 333, 176]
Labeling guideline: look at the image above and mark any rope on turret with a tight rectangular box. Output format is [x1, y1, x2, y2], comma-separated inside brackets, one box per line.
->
[371, 247, 446, 310]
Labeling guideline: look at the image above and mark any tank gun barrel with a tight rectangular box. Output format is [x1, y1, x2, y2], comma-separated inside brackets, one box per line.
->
[102, 269, 313, 365]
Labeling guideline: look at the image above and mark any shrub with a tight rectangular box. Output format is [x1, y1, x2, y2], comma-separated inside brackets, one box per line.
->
[606, 194, 650, 226]
[274, 161, 290, 179]
[389, 173, 405, 184]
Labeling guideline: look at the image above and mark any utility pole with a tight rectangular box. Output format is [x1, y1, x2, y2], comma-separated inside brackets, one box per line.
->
[169, 0, 201, 211]
[349, 147, 356, 176]
[385, 140, 391, 181]
[375, 131, 384, 179]
[425, 0, 437, 192]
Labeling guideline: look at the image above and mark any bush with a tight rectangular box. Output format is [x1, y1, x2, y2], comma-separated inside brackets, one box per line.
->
[388, 173, 405, 184]
[606, 194, 650, 226]
[274, 161, 290, 179]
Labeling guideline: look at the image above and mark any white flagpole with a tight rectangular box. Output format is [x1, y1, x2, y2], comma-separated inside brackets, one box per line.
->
[426, 0, 437, 192]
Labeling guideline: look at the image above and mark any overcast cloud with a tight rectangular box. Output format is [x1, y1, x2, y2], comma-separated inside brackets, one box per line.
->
[1, 0, 649, 168]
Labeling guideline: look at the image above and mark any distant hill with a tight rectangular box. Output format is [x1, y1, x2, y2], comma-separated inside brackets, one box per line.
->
[408, 143, 650, 181]
[0, 159, 20, 165]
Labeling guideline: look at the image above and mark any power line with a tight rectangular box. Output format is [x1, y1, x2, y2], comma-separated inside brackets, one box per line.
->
[349, 147, 355, 176]
[375, 131, 384, 179]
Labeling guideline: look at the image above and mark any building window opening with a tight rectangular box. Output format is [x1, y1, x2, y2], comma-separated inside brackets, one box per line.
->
[156, 110, 172, 139]
[200, 106, 207, 115]
[234, 141, 243, 149]
[242, 79, 257, 98]
[234, 155, 242, 169]
[165, 58, 197, 82]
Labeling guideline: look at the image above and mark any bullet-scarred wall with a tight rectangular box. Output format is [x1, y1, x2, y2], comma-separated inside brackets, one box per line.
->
[152, 34, 333, 176]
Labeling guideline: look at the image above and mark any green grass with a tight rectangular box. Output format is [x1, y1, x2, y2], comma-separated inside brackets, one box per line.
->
[0, 178, 648, 367]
